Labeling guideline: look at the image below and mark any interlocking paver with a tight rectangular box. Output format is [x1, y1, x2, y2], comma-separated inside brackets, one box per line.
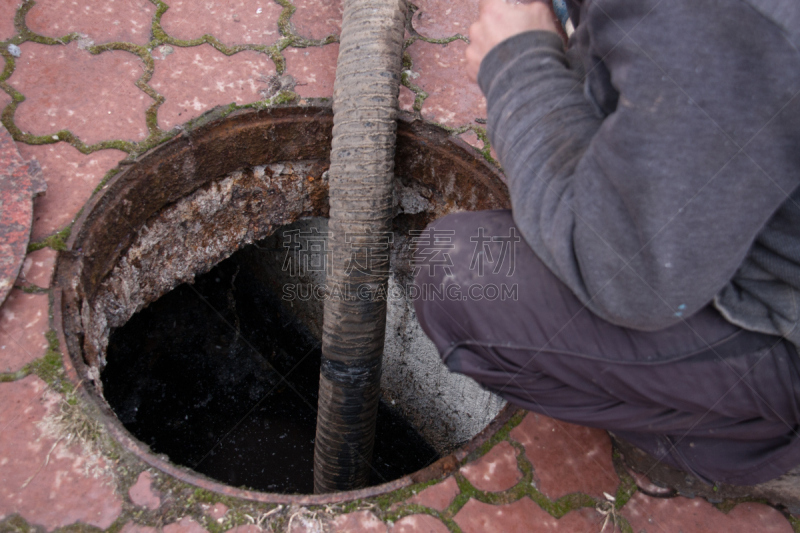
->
[510, 412, 620, 501]
[159, 0, 283, 46]
[206, 502, 229, 520]
[0, 2, 18, 42]
[390, 514, 449, 533]
[0, 376, 122, 530]
[26, 0, 156, 46]
[454, 497, 605, 533]
[150, 44, 275, 130]
[228, 526, 261, 533]
[292, 0, 342, 40]
[622, 493, 793, 533]
[120, 523, 159, 533]
[0, 89, 10, 111]
[16, 144, 126, 240]
[460, 440, 522, 492]
[17, 248, 57, 288]
[163, 517, 209, 533]
[411, 0, 477, 40]
[407, 476, 460, 511]
[0, 290, 48, 373]
[405, 39, 485, 127]
[284, 44, 338, 99]
[9, 42, 150, 146]
[129, 471, 161, 510]
[331, 510, 388, 533]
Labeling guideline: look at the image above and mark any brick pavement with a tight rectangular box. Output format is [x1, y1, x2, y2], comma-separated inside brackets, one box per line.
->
[0, 1, 797, 532]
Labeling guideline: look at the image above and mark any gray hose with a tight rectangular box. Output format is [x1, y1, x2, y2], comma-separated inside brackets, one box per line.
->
[313, 0, 408, 493]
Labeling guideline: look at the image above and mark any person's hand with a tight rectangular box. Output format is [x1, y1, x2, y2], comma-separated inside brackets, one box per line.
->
[466, 0, 559, 81]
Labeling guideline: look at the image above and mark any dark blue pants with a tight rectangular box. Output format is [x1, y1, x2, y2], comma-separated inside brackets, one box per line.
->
[413, 210, 800, 485]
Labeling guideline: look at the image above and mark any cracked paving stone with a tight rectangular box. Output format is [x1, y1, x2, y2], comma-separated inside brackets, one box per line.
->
[26, 0, 155, 46]
[128, 471, 161, 510]
[163, 517, 209, 533]
[454, 497, 608, 533]
[17, 248, 57, 289]
[411, 0, 477, 40]
[331, 510, 388, 533]
[405, 40, 486, 127]
[510, 412, 620, 501]
[0, 2, 19, 42]
[9, 42, 150, 146]
[0, 375, 122, 530]
[406, 476, 460, 511]
[284, 45, 338, 99]
[16, 144, 126, 241]
[390, 514, 449, 533]
[460, 441, 522, 492]
[291, 0, 342, 40]
[160, 0, 282, 47]
[150, 44, 276, 130]
[622, 494, 793, 532]
[0, 290, 49, 373]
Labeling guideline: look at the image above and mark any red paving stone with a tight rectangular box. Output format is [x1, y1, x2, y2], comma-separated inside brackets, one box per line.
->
[458, 130, 484, 150]
[0, 2, 18, 42]
[163, 517, 209, 533]
[9, 42, 150, 146]
[411, 0, 477, 40]
[292, 0, 342, 40]
[405, 39, 485, 127]
[17, 248, 57, 288]
[331, 511, 388, 533]
[454, 497, 606, 533]
[120, 523, 159, 533]
[228, 526, 261, 533]
[0, 123, 42, 304]
[407, 476, 460, 511]
[460, 441, 522, 492]
[0, 89, 11, 112]
[510, 412, 620, 501]
[0, 376, 122, 529]
[16, 144, 126, 240]
[622, 493, 793, 533]
[285, 44, 338, 99]
[150, 44, 275, 130]
[128, 471, 161, 510]
[206, 502, 229, 520]
[159, 0, 283, 46]
[0, 290, 49, 373]
[398, 85, 416, 114]
[26, 0, 156, 46]
[390, 514, 449, 533]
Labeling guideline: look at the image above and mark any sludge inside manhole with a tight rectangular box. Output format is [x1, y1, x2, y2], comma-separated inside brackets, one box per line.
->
[102, 223, 439, 493]
[56, 106, 512, 498]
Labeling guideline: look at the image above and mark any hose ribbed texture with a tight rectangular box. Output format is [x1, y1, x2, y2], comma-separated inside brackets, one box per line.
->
[313, 0, 408, 493]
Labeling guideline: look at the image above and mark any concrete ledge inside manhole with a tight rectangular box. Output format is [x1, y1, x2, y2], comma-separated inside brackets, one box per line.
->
[54, 104, 515, 504]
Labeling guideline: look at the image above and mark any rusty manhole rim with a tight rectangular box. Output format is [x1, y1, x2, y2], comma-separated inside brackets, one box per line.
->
[53, 103, 518, 505]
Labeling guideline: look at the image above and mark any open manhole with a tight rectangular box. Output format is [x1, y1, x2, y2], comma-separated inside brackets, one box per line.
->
[54, 105, 514, 503]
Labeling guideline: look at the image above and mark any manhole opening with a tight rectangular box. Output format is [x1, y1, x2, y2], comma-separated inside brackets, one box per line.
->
[102, 218, 439, 494]
[56, 106, 512, 501]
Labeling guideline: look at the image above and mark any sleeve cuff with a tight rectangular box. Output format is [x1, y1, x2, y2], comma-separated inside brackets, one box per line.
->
[477, 30, 566, 96]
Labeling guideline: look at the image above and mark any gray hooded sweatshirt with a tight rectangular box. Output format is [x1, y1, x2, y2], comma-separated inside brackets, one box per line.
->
[478, 0, 800, 346]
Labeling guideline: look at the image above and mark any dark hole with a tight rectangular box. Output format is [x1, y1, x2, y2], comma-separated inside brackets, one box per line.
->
[102, 238, 439, 494]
